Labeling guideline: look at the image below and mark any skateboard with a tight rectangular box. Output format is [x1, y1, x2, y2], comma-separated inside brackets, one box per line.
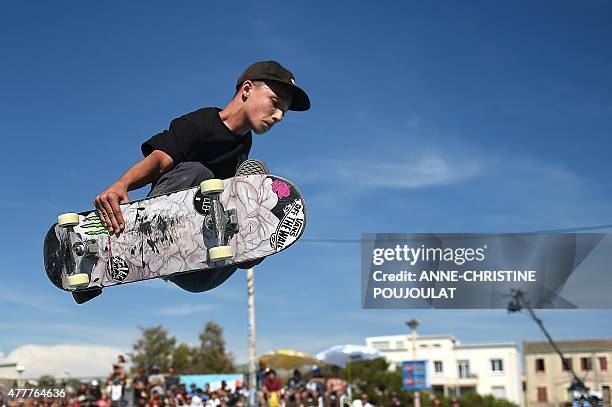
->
[43, 174, 306, 297]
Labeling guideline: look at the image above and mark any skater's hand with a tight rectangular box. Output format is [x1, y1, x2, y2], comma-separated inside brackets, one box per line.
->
[94, 182, 129, 233]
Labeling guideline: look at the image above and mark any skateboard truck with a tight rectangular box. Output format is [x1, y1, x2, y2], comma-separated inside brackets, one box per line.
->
[57, 213, 98, 289]
[199, 179, 237, 263]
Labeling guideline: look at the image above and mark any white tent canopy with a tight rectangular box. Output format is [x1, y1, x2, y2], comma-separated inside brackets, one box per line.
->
[315, 344, 384, 368]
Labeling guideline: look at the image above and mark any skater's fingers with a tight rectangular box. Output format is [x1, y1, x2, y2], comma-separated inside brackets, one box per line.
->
[93, 195, 109, 228]
[109, 197, 125, 232]
[99, 197, 120, 233]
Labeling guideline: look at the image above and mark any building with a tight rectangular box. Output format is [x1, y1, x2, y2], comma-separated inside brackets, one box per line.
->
[524, 339, 612, 407]
[365, 333, 523, 407]
[0, 359, 18, 382]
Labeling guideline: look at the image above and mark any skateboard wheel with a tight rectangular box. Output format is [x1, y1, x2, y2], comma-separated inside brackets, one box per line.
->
[199, 179, 225, 194]
[67, 273, 90, 288]
[209, 246, 233, 261]
[58, 213, 80, 227]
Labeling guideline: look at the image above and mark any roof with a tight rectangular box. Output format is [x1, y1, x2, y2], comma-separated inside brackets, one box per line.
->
[523, 339, 612, 354]
[367, 334, 457, 341]
[456, 343, 518, 350]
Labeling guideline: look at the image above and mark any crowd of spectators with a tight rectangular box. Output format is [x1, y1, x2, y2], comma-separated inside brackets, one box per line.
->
[1, 356, 478, 407]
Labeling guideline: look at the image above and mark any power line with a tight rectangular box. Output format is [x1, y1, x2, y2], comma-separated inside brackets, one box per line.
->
[301, 223, 612, 244]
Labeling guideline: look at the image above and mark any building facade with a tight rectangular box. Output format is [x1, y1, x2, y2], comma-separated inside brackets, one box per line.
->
[365, 333, 523, 407]
[524, 339, 612, 407]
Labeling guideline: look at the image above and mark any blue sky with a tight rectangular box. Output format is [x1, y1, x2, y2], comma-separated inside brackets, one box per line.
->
[1, 1, 611, 376]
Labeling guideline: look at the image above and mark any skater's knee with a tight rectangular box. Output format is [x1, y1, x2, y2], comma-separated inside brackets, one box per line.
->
[176, 162, 214, 182]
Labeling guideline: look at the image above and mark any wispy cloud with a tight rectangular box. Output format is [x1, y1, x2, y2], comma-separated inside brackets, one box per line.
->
[330, 154, 481, 189]
[158, 303, 218, 316]
[282, 153, 482, 190]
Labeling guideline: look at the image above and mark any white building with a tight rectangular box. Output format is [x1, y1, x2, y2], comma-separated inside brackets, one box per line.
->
[365, 333, 523, 407]
[0, 359, 18, 381]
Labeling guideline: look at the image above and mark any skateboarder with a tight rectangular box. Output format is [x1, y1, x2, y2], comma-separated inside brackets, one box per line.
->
[87, 60, 310, 300]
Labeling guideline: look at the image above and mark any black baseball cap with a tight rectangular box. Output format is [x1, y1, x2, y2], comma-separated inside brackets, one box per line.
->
[236, 60, 310, 111]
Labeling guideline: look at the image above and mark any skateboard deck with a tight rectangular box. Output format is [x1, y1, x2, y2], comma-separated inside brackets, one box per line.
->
[44, 174, 306, 293]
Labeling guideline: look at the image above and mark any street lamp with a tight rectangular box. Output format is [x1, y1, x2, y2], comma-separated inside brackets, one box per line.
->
[15, 365, 25, 386]
[508, 289, 592, 402]
[405, 319, 421, 407]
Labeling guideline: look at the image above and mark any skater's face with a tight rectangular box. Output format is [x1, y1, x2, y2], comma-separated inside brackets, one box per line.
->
[242, 81, 292, 134]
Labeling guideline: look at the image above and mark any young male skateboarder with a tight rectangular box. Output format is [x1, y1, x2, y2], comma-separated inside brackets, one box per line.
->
[81, 61, 310, 303]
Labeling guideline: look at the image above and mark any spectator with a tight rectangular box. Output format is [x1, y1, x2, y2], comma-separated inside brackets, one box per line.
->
[205, 392, 221, 407]
[89, 380, 102, 401]
[109, 377, 123, 407]
[106, 362, 126, 407]
[303, 366, 325, 407]
[204, 383, 212, 400]
[351, 393, 373, 407]
[285, 369, 305, 407]
[189, 384, 199, 397]
[325, 366, 347, 407]
[133, 367, 149, 407]
[96, 393, 111, 407]
[262, 369, 282, 407]
[165, 368, 180, 395]
[149, 365, 165, 396]
[450, 397, 460, 407]
[149, 389, 163, 407]
[389, 393, 404, 407]
[431, 398, 441, 407]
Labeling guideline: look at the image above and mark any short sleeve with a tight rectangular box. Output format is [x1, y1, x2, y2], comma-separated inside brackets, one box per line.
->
[141, 118, 201, 166]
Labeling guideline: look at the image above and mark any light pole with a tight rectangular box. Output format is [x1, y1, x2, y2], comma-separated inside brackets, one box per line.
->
[406, 319, 420, 407]
[247, 267, 257, 407]
[15, 365, 25, 386]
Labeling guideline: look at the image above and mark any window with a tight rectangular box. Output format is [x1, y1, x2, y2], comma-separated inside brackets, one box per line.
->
[434, 361, 443, 374]
[581, 357, 592, 371]
[371, 341, 390, 351]
[491, 359, 504, 373]
[420, 344, 428, 349]
[395, 341, 404, 349]
[600, 356, 608, 371]
[562, 358, 573, 371]
[535, 358, 545, 372]
[537, 387, 548, 402]
[458, 360, 470, 378]
[491, 386, 506, 399]
[433, 343, 441, 348]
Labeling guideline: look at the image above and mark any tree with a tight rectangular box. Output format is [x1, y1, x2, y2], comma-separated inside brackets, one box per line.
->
[129, 325, 177, 373]
[172, 343, 198, 375]
[192, 321, 235, 373]
[38, 375, 56, 386]
[347, 358, 405, 405]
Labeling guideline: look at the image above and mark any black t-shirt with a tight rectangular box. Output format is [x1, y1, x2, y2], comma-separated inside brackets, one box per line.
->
[141, 107, 252, 179]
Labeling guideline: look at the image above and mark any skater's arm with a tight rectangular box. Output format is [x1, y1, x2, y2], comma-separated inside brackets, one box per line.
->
[94, 150, 174, 233]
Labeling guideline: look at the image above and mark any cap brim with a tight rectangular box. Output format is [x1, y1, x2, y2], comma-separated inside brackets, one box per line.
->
[288, 85, 310, 111]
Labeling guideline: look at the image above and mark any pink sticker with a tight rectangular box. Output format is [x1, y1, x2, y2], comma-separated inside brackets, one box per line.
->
[272, 180, 291, 199]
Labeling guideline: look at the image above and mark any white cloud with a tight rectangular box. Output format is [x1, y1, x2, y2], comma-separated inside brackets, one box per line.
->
[331, 154, 481, 188]
[283, 153, 482, 190]
[6, 344, 126, 379]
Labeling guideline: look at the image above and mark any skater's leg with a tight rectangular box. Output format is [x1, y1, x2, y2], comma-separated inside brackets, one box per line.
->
[167, 266, 238, 293]
[72, 288, 103, 304]
[147, 162, 214, 198]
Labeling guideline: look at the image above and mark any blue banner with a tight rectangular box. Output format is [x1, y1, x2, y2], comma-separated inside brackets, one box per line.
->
[402, 360, 428, 390]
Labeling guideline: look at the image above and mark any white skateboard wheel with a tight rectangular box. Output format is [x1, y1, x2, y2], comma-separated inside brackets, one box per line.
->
[199, 179, 225, 194]
[67, 273, 90, 288]
[209, 246, 233, 261]
[58, 213, 79, 227]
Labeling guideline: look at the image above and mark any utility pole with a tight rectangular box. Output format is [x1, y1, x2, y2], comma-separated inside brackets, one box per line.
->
[247, 268, 257, 407]
[406, 319, 421, 407]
